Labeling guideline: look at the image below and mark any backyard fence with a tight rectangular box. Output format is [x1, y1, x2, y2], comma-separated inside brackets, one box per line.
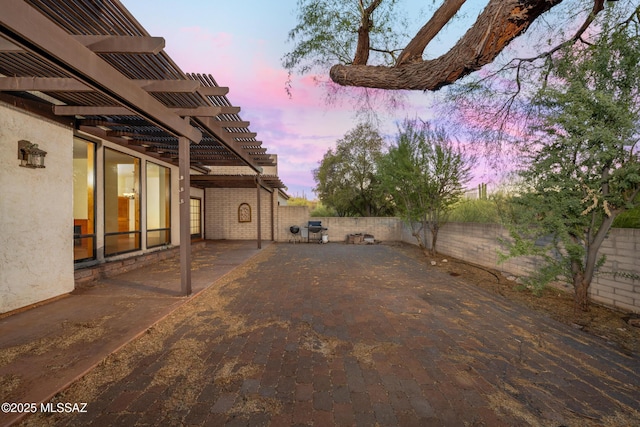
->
[277, 206, 640, 313]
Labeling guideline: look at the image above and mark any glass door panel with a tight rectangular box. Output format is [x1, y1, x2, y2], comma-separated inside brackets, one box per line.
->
[73, 138, 95, 262]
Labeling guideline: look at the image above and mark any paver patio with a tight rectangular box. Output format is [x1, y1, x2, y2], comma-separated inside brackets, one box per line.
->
[0, 241, 267, 427]
[5, 243, 640, 426]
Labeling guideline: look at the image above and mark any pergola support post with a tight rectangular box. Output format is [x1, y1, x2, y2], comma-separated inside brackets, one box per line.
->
[179, 135, 192, 295]
[256, 176, 262, 250]
[271, 190, 275, 241]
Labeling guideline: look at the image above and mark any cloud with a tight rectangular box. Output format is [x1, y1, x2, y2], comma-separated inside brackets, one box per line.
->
[160, 24, 447, 198]
[159, 25, 346, 194]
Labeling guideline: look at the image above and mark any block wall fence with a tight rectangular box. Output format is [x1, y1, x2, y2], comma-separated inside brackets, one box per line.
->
[275, 206, 640, 313]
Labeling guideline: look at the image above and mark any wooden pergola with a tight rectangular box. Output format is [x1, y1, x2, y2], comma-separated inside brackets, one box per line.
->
[0, 0, 287, 295]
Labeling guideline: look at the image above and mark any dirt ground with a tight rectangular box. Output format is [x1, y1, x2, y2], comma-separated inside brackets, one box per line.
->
[406, 246, 640, 356]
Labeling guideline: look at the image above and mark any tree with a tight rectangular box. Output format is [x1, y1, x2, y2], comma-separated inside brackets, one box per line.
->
[288, 196, 313, 206]
[284, 0, 620, 91]
[378, 119, 473, 255]
[313, 123, 392, 216]
[500, 11, 640, 312]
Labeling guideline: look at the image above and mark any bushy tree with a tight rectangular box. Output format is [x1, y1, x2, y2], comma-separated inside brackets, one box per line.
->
[313, 123, 393, 216]
[501, 11, 640, 311]
[378, 119, 473, 255]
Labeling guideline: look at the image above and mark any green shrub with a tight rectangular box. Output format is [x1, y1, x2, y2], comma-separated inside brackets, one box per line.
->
[310, 202, 336, 217]
[613, 205, 640, 228]
[448, 196, 640, 228]
[448, 199, 500, 223]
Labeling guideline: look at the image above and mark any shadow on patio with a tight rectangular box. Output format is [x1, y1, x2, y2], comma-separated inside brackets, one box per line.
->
[0, 240, 267, 427]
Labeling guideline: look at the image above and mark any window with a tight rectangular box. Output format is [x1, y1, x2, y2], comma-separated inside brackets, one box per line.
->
[104, 148, 140, 256]
[73, 138, 95, 262]
[146, 162, 171, 248]
[190, 198, 202, 239]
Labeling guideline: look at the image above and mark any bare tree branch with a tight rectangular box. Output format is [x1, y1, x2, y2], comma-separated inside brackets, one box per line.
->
[353, 0, 384, 65]
[509, 0, 606, 66]
[331, 0, 568, 90]
[396, 0, 467, 66]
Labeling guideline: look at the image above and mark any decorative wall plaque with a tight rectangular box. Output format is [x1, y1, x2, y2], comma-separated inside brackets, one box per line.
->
[238, 203, 251, 223]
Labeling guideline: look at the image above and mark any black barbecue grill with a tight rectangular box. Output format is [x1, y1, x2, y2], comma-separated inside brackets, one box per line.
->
[306, 220, 327, 243]
[288, 225, 301, 243]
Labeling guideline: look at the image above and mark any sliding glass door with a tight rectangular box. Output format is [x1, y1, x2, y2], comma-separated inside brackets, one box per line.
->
[104, 148, 140, 256]
[146, 162, 171, 247]
[73, 138, 96, 262]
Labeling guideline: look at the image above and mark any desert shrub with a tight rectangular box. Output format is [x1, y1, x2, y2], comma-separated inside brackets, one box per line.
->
[310, 202, 336, 217]
[448, 198, 500, 223]
[612, 205, 640, 228]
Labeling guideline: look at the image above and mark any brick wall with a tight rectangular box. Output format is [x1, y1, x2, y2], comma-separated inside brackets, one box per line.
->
[591, 228, 640, 313]
[276, 207, 401, 243]
[205, 187, 274, 240]
[274, 211, 640, 313]
[277, 206, 309, 242]
[401, 222, 543, 277]
[74, 241, 206, 287]
[315, 217, 402, 243]
[206, 165, 254, 175]
[402, 222, 640, 314]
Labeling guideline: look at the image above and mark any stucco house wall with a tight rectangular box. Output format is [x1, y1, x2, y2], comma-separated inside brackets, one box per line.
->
[0, 102, 196, 313]
[0, 103, 74, 313]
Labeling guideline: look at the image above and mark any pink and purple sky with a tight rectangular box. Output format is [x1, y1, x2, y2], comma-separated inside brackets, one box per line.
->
[122, 0, 487, 197]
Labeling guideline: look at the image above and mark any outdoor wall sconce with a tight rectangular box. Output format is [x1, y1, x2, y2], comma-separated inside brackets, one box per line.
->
[18, 140, 47, 168]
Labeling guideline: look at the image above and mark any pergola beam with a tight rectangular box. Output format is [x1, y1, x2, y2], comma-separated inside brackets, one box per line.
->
[0, 77, 224, 95]
[196, 116, 261, 173]
[0, 0, 201, 143]
[105, 130, 165, 139]
[192, 160, 245, 166]
[216, 120, 250, 128]
[72, 35, 165, 54]
[227, 132, 257, 138]
[54, 105, 133, 115]
[173, 106, 223, 117]
[0, 35, 165, 54]
[197, 86, 229, 96]
[53, 105, 234, 118]
[0, 77, 89, 91]
[0, 37, 21, 52]
[138, 79, 200, 93]
[191, 175, 263, 185]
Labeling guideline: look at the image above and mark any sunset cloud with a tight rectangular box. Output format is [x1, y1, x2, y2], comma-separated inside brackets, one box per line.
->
[151, 24, 346, 195]
[122, 0, 467, 197]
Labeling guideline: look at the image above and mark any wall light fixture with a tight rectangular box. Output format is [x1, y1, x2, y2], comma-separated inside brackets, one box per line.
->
[18, 140, 47, 168]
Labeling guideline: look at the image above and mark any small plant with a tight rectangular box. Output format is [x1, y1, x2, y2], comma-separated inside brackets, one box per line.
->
[612, 205, 640, 228]
[310, 202, 336, 217]
[448, 198, 500, 223]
